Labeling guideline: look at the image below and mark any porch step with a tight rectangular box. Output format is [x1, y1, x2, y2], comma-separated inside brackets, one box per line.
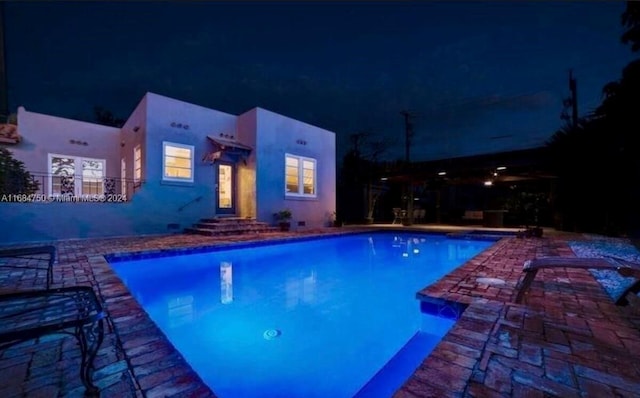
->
[184, 217, 278, 236]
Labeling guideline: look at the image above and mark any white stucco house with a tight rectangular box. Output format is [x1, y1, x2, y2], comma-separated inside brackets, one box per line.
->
[0, 92, 336, 244]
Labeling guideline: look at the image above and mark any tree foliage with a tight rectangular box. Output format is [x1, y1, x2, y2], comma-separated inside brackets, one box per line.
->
[621, 1, 640, 52]
[546, 2, 640, 235]
[94, 106, 125, 127]
[338, 131, 390, 223]
[0, 147, 39, 195]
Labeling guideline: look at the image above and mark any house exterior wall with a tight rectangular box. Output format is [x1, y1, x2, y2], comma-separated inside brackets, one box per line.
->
[1, 107, 133, 243]
[254, 108, 336, 229]
[120, 95, 147, 198]
[12, 106, 121, 192]
[236, 109, 258, 219]
[0, 93, 336, 243]
[134, 93, 238, 230]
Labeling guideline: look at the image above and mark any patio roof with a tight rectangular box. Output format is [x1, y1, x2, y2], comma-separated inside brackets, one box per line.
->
[380, 147, 557, 186]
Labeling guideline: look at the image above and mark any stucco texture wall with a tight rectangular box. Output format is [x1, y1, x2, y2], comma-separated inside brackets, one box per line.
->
[13, 107, 121, 194]
[254, 108, 336, 229]
[236, 109, 258, 219]
[0, 95, 336, 243]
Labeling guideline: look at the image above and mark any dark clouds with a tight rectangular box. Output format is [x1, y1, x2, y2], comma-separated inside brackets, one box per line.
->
[4, 1, 635, 161]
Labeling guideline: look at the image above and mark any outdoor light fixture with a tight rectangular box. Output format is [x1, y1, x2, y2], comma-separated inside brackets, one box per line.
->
[497, 166, 506, 171]
[438, 171, 446, 176]
[484, 180, 493, 186]
[380, 177, 388, 181]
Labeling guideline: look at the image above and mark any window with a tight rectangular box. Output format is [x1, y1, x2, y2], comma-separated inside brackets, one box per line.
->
[163, 142, 194, 182]
[133, 145, 142, 184]
[121, 158, 126, 195]
[285, 154, 316, 197]
[48, 154, 106, 196]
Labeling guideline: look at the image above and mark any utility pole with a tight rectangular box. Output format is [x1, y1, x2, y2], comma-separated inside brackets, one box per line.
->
[400, 111, 417, 225]
[400, 111, 415, 162]
[562, 69, 578, 128]
[569, 69, 578, 128]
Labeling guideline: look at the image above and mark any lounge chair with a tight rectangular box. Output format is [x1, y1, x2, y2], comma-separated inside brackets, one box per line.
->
[514, 256, 640, 306]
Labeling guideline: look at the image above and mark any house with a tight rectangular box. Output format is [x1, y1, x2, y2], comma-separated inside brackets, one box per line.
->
[0, 92, 336, 244]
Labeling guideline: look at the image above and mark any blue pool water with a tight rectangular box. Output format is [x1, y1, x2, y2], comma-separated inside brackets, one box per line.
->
[110, 232, 494, 397]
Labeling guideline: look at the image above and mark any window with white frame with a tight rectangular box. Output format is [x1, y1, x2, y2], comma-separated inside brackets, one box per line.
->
[48, 154, 106, 196]
[133, 145, 142, 185]
[163, 142, 194, 182]
[285, 154, 316, 197]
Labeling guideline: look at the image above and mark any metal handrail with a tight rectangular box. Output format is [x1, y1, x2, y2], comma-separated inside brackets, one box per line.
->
[178, 196, 203, 212]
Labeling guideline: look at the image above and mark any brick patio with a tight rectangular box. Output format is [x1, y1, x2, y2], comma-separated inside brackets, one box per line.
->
[1, 227, 639, 397]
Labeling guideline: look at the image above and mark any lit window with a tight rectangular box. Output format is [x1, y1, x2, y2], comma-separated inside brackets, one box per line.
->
[163, 142, 194, 182]
[285, 154, 316, 197]
[133, 145, 142, 184]
[121, 158, 126, 195]
[286, 156, 299, 194]
[48, 154, 106, 196]
[81, 159, 104, 195]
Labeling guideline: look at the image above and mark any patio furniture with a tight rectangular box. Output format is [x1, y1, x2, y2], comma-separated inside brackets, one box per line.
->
[0, 286, 106, 396]
[0, 245, 56, 289]
[514, 256, 640, 306]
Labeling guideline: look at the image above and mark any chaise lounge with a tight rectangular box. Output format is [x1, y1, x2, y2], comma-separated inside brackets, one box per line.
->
[514, 256, 640, 306]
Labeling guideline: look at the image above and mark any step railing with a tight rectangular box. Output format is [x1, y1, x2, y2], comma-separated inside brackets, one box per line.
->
[177, 196, 203, 212]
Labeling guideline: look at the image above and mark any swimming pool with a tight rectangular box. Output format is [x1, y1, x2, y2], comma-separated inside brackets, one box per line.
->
[110, 232, 494, 397]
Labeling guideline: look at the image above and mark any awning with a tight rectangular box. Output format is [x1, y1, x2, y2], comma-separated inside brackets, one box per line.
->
[204, 135, 252, 164]
[207, 135, 252, 152]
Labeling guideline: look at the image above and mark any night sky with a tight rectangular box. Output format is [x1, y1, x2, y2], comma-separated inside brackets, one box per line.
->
[4, 1, 635, 161]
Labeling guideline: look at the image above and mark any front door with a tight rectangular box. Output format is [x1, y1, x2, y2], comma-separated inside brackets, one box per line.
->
[216, 162, 235, 215]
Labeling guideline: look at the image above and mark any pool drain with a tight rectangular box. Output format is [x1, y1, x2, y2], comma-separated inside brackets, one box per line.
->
[263, 329, 281, 340]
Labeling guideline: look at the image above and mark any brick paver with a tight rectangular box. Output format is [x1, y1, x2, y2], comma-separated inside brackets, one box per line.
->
[1, 227, 639, 397]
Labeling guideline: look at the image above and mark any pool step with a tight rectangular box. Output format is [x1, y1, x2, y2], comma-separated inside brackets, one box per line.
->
[184, 217, 278, 236]
[353, 331, 445, 398]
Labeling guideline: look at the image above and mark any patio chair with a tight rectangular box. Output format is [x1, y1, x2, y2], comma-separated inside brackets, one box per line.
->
[514, 256, 640, 306]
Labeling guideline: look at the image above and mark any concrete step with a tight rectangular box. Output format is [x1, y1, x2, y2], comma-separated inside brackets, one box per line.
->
[199, 217, 256, 224]
[196, 221, 271, 229]
[185, 217, 278, 236]
[184, 226, 278, 236]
